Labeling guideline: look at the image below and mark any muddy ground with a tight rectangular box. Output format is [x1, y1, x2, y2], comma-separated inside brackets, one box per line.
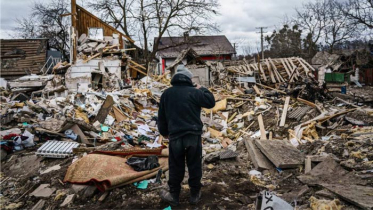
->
[1, 141, 260, 210]
[2, 137, 370, 210]
[1, 85, 372, 209]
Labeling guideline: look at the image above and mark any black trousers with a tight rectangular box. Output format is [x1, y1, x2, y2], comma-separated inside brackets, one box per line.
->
[168, 134, 202, 195]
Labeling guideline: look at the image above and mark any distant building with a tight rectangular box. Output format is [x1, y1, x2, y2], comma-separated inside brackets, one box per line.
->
[155, 33, 236, 73]
[0, 39, 49, 80]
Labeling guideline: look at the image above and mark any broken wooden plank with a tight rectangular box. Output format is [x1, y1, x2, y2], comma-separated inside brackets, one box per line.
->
[253, 85, 262, 95]
[305, 156, 312, 174]
[130, 66, 147, 76]
[72, 147, 97, 154]
[289, 67, 299, 83]
[235, 121, 255, 140]
[279, 96, 290, 127]
[217, 112, 227, 121]
[301, 58, 315, 71]
[130, 60, 147, 70]
[297, 57, 310, 75]
[250, 63, 258, 71]
[287, 58, 300, 78]
[258, 114, 267, 140]
[112, 106, 127, 122]
[70, 124, 90, 145]
[297, 97, 317, 108]
[258, 63, 267, 81]
[280, 58, 291, 78]
[334, 97, 360, 108]
[297, 157, 366, 186]
[226, 97, 254, 101]
[255, 140, 304, 168]
[265, 59, 277, 83]
[322, 184, 373, 210]
[154, 71, 170, 82]
[83, 45, 118, 63]
[94, 95, 114, 124]
[98, 191, 110, 202]
[228, 112, 237, 123]
[269, 58, 285, 83]
[256, 83, 286, 94]
[244, 138, 274, 170]
[208, 127, 222, 138]
[317, 108, 357, 123]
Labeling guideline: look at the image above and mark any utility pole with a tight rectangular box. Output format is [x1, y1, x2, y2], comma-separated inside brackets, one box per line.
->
[256, 27, 267, 60]
[233, 43, 237, 60]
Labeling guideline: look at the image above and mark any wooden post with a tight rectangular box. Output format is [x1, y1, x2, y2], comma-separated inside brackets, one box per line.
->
[71, 0, 76, 28]
[71, 0, 77, 63]
[258, 114, 267, 140]
[119, 34, 123, 49]
[280, 96, 290, 127]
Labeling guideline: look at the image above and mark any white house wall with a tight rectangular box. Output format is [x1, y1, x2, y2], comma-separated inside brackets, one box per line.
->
[189, 67, 209, 87]
[65, 58, 122, 92]
[164, 58, 187, 69]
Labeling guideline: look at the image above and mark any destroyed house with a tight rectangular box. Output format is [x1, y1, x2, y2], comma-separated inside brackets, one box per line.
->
[156, 34, 236, 72]
[165, 48, 210, 86]
[312, 49, 373, 85]
[0, 39, 49, 80]
[64, 1, 148, 92]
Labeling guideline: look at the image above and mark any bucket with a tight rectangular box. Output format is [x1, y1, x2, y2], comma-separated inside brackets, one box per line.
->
[341, 86, 347, 94]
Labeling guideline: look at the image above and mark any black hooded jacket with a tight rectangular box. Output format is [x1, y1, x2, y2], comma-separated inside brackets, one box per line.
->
[157, 74, 215, 140]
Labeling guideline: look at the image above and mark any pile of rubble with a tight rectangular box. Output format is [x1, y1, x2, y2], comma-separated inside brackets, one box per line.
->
[1, 56, 373, 209]
[209, 57, 316, 86]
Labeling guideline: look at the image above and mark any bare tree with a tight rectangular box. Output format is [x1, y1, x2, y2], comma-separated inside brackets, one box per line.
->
[14, 0, 71, 61]
[295, 0, 327, 55]
[338, 0, 373, 29]
[241, 44, 252, 57]
[89, 0, 136, 39]
[14, 18, 38, 38]
[323, 0, 358, 53]
[90, 0, 220, 65]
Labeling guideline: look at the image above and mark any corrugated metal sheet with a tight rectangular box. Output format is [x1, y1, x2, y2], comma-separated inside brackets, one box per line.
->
[1, 39, 48, 80]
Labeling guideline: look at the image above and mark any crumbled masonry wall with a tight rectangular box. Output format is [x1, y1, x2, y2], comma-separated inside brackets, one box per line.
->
[65, 59, 121, 92]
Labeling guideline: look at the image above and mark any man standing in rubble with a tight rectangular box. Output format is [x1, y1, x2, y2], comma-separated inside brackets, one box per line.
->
[158, 64, 215, 206]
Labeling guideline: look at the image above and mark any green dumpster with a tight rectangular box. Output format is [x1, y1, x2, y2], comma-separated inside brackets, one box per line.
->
[325, 73, 333, 82]
[333, 73, 345, 83]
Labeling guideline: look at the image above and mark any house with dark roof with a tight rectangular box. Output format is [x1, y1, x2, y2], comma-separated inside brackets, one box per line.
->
[155, 33, 236, 73]
[165, 48, 211, 86]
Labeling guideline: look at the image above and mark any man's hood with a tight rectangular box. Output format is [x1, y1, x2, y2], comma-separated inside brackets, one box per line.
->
[171, 73, 194, 87]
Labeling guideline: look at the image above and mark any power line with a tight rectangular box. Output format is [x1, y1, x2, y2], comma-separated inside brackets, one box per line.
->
[256, 27, 268, 60]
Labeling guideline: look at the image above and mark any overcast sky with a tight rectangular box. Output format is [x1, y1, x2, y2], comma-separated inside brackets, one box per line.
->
[0, 0, 313, 54]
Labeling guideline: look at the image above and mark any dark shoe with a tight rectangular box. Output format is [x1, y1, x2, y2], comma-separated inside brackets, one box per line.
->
[160, 190, 179, 206]
[189, 190, 201, 205]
